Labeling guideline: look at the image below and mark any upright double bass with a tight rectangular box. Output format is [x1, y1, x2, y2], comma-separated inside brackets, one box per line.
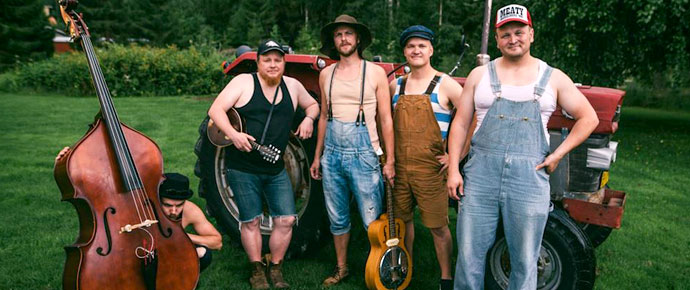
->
[53, 1, 199, 289]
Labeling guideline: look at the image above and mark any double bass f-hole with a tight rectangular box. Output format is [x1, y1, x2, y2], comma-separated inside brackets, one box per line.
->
[96, 207, 116, 256]
[151, 198, 173, 238]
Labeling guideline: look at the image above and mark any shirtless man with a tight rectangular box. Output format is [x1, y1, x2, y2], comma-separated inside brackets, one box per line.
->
[159, 172, 222, 272]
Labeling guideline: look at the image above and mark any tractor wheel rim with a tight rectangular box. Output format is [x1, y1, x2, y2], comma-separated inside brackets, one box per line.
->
[214, 135, 311, 235]
[488, 237, 562, 289]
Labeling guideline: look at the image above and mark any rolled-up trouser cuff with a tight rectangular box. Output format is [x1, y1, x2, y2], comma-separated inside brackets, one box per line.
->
[330, 224, 351, 236]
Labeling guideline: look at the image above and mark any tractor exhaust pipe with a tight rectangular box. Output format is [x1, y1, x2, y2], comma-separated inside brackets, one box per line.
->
[477, 0, 492, 66]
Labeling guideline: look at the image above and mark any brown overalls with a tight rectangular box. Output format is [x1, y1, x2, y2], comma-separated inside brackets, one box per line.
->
[392, 74, 448, 228]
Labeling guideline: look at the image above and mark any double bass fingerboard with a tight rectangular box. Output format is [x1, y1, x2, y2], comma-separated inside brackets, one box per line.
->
[78, 28, 143, 193]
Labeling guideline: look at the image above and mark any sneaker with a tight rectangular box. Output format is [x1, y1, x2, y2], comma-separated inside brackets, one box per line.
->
[249, 261, 269, 290]
[322, 264, 349, 287]
[269, 260, 290, 289]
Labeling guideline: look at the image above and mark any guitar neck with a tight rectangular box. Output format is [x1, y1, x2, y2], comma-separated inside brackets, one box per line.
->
[249, 141, 263, 151]
[386, 182, 397, 238]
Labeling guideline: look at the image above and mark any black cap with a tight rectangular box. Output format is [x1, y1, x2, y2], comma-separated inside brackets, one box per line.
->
[257, 39, 286, 58]
[399, 25, 435, 47]
[159, 173, 193, 200]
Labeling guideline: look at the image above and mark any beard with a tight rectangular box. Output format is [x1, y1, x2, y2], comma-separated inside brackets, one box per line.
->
[337, 43, 358, 58]
[258, 70, 282, 86]
[167, 211, 182, 221]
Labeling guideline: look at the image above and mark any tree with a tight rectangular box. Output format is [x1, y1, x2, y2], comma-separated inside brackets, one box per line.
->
[77, 0, 123, 41]
[0, 0, 53, 71]
[164, 0, 215, 48]
[294, 23, 319, 54]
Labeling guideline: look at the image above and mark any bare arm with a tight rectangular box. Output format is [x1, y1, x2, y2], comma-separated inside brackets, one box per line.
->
[374, 65, 395, 184]
[437, 77, 464, 172]
[289, 77, 320, 139]
[309, 68, 332, 180]
[536, 70, 599, 173]
[460, 116, 477, 159]
[446, 66, 484, 200]
[207, 74, 255, 152]
[388, 77, 398, 101]
[184, 202, 223, 250]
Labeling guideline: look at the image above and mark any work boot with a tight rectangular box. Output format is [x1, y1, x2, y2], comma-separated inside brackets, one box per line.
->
[268, 260, 290, 289]
[322, 264, 349, 287]
[249, 261, 269, 290]
[440, 278, 453, 290]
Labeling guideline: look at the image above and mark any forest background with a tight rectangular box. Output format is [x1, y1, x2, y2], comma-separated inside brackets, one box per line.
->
[2, 0, 690, 109]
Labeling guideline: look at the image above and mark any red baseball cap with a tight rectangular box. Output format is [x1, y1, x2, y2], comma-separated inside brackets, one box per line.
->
[495, 4, 532, 28]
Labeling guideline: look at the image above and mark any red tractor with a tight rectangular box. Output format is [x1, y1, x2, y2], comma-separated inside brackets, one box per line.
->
[194, 49, 626, 289]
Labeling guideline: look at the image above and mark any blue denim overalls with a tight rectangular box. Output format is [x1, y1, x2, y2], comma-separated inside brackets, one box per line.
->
[321, 61, 384, 236]
[455, 60, 553, 290]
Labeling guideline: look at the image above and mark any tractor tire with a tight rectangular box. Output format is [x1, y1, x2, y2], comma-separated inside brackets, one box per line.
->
[194, 113, 328, 259]
[578, 223, 613, 248]
[485, 208, 596, 290]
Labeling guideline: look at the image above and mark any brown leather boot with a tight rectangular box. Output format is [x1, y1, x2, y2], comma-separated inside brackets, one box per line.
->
[322, 264, 349, 287]
[268, 260, 290, 289]
[249, 261, 269, 290]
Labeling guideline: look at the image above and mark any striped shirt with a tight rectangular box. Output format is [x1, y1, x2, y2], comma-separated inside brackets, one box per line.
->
[392, 74, 453, 139]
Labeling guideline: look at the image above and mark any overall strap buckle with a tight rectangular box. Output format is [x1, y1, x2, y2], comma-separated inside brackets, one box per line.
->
[423, 74, 443, 95]
[356, 60, 367, 126]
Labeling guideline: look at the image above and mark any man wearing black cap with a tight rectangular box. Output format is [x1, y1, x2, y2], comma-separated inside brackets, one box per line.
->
[446, 4, 598, 289]
[159, 172, 222, 273]
[208, 39, 319, 289]
[390, 25, 464, 290]
[309, 14, 396, 287]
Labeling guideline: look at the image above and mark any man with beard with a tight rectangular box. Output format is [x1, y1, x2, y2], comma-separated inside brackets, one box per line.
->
[208, 39, 319, 289]
[446, 4, 599, 289]
[309, 14, 395, 287]
[159, 172, 222, 273]
[389, 25, 464, 290]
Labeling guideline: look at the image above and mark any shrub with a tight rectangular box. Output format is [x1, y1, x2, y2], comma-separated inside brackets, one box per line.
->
[16, 44, 228, 97]
[623, 81, 690, 112]
[0, 71, 21, 92]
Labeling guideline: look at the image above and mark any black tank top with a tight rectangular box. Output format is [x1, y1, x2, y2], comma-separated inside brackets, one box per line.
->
[226, 73, 294, 175]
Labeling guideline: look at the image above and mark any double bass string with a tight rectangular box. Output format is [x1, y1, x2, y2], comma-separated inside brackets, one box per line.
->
[81, 32, 156, 230]
[83, 35, 155, 223]
[81, 33, 157, 258]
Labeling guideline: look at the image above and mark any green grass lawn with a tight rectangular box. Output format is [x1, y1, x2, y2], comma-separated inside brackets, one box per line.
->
[0, 93, 688, 289]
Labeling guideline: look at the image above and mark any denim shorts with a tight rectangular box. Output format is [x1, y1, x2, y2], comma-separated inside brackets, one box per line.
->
[225, 168, 296, 223]
[321, 119, 383, 235]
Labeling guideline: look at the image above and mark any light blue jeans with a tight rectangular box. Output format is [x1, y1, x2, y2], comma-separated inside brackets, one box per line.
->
[455, 60, 553, 290]
[321, 119, 383, 235]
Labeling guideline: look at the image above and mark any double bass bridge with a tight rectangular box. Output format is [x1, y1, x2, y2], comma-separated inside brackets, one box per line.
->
[119, 219, 158, 234]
